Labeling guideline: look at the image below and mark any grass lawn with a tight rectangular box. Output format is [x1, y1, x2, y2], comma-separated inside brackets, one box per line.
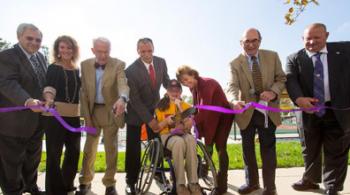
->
[39, 141, 350, 172]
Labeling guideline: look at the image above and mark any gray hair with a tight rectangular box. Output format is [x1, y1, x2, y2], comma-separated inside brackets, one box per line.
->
[93, 37, 111, 48]
[137, 37, 153, 49]
[16, 23, 42, 38]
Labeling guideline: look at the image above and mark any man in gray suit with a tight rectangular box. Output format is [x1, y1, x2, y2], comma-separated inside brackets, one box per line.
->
[0, 23, 46, 195]
[125, 38, 170, 194]
[286, 23, 350, 195]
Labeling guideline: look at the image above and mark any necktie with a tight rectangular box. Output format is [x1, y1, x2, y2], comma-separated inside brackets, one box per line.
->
[30, 55, 45, 89]
[313, 53, 325, 117]
[149, 64, 156, 88]
[95, 63, 105, 70]
[251, 56, 263, 97]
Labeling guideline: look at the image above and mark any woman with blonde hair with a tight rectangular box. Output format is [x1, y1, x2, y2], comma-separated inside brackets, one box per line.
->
[43, 35, 81, 195]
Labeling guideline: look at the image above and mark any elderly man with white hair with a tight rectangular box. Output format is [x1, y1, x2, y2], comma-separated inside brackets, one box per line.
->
[77, 37, 129, 195]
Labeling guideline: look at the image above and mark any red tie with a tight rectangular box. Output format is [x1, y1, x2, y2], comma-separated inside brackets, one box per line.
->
[149, 64, 156, 88]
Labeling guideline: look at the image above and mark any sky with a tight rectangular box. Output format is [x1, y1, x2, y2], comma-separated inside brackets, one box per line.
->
[1, 0, 349, 95]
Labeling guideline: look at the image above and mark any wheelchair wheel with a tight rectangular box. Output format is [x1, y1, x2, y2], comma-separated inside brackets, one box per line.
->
[196, 141, 218, 192]
[136, 138, 161, 194]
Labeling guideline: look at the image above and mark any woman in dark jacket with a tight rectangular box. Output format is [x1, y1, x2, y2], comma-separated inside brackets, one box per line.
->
[42, 35, 81, 195]
[176, 65, 234, 195]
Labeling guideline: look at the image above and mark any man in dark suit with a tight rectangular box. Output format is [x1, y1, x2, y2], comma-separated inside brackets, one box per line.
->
[0, 23, 47, 195]
[285, 23, 350, 195]
[124, 38, 170, 194]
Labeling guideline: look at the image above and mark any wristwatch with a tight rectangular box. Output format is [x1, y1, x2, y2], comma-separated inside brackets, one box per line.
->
[120, 95, 128, 103]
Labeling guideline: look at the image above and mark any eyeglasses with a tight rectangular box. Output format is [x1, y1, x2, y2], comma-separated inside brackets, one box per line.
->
[25, 36, 42, 43]
[241, 39, 260, 45]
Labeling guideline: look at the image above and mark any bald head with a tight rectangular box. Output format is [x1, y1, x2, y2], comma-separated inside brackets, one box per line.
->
[240, 28, 262, 56]
[303, 23, 329, 52]
[241, 28, 262, 41]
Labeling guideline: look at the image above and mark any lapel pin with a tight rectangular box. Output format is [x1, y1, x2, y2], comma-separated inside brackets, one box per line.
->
[336, 51, 341, 55]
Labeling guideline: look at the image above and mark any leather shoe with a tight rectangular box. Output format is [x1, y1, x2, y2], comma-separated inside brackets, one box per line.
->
[105, 185, 118, 195]
[75, 184, 91, 195]
[125, 183, 136, 195]
[292, 179, 319, 191]
[262, 188, 277, 195]
[325, 188, 338, 195]
[23, 186, 45, 195]
[238, 184, 260, 194]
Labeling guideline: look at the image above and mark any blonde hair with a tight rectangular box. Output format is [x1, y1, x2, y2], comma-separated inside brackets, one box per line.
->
[176, 65, 199, 81]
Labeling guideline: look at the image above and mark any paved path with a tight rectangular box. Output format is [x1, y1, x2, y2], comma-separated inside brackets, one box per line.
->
[29, 166, 349, 195]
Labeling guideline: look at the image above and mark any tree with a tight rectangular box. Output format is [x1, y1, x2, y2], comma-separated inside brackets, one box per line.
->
[0, 38, 11, 51]
[284, 0, 319, 25]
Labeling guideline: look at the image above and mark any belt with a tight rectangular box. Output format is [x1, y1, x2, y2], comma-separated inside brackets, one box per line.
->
[94, 103, 105, 106]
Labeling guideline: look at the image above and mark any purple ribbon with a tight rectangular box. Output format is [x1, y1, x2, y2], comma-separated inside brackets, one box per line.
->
[195, 102, 350, 114]
[170, 118, 199, 140]
[0, 106, 96, 134]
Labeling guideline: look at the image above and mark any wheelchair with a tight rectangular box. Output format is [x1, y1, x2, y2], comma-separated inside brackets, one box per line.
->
[136, 136, 218, 195]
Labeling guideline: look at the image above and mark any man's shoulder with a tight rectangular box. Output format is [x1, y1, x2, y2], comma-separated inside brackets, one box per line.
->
[153, 56, 166, 65]
[0, 46, 18, 58]
[230, 53, 245, 66]
[327, 41, 350, 51]
[259, 49, 279, 57]
[81, 58, 95, 66]
[287, 48, 305, 60]
[109, 57, 126, 66]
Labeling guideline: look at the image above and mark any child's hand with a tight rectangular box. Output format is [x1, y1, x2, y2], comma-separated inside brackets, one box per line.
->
[174, 98, 181, 106]
[165, 115, 175, 126]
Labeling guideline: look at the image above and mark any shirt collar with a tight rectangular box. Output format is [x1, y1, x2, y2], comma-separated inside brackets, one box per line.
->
[142, 60, 153, 69]
[245, 52, 259, 63]
[306, 46, 328, 57]
[18, 43, 35, 59]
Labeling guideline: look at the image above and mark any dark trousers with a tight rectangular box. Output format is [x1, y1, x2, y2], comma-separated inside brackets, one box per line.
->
[125, 124, 157, 185]
[302, 109, 348, 190]
[296, 111, 322, 183]
[240, 111, 277, 190]
[0, 128, 43, 195]
[44, 116, 81, 195]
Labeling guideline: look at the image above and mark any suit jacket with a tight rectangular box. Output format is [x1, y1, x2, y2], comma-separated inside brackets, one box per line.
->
[228, 49, 286, 130]
[192, 77, 234, 145]
[0, 44, 47, 138]
[125, 56, 170, 126]
[285, 42, 350, 137]
[80, 57, 129, 129]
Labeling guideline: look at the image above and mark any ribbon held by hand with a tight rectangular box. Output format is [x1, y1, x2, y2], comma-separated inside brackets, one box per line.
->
[0, 105, 96, 134]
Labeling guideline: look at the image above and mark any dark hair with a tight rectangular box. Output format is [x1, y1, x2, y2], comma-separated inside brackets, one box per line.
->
[157, 94, 170, 111]
[53, 35, 79, 65]
[176, 65, 200, 81]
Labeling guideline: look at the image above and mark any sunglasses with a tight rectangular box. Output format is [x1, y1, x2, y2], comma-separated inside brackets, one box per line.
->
[25, 36, 42, 43]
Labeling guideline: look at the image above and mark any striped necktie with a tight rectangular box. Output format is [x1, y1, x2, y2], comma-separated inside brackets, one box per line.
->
[251, 56, 263, 97]
[313, 52, 325, 117]
[30, 55, 45, 89]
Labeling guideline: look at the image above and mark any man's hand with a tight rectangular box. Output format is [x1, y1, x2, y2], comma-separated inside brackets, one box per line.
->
[112, 98, 126, 117]
[26, 98, 43, 112]
[44, 99, 54, 109]
[148, 118, 160, 133]
[232, 101, 245, 110]
[295, 97, 318, 113]
[84, 119, 94, 127]
[260, 91, 277, 102]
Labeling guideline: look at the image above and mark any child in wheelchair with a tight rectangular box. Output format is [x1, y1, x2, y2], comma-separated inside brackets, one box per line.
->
[155, 79, 201, 195]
